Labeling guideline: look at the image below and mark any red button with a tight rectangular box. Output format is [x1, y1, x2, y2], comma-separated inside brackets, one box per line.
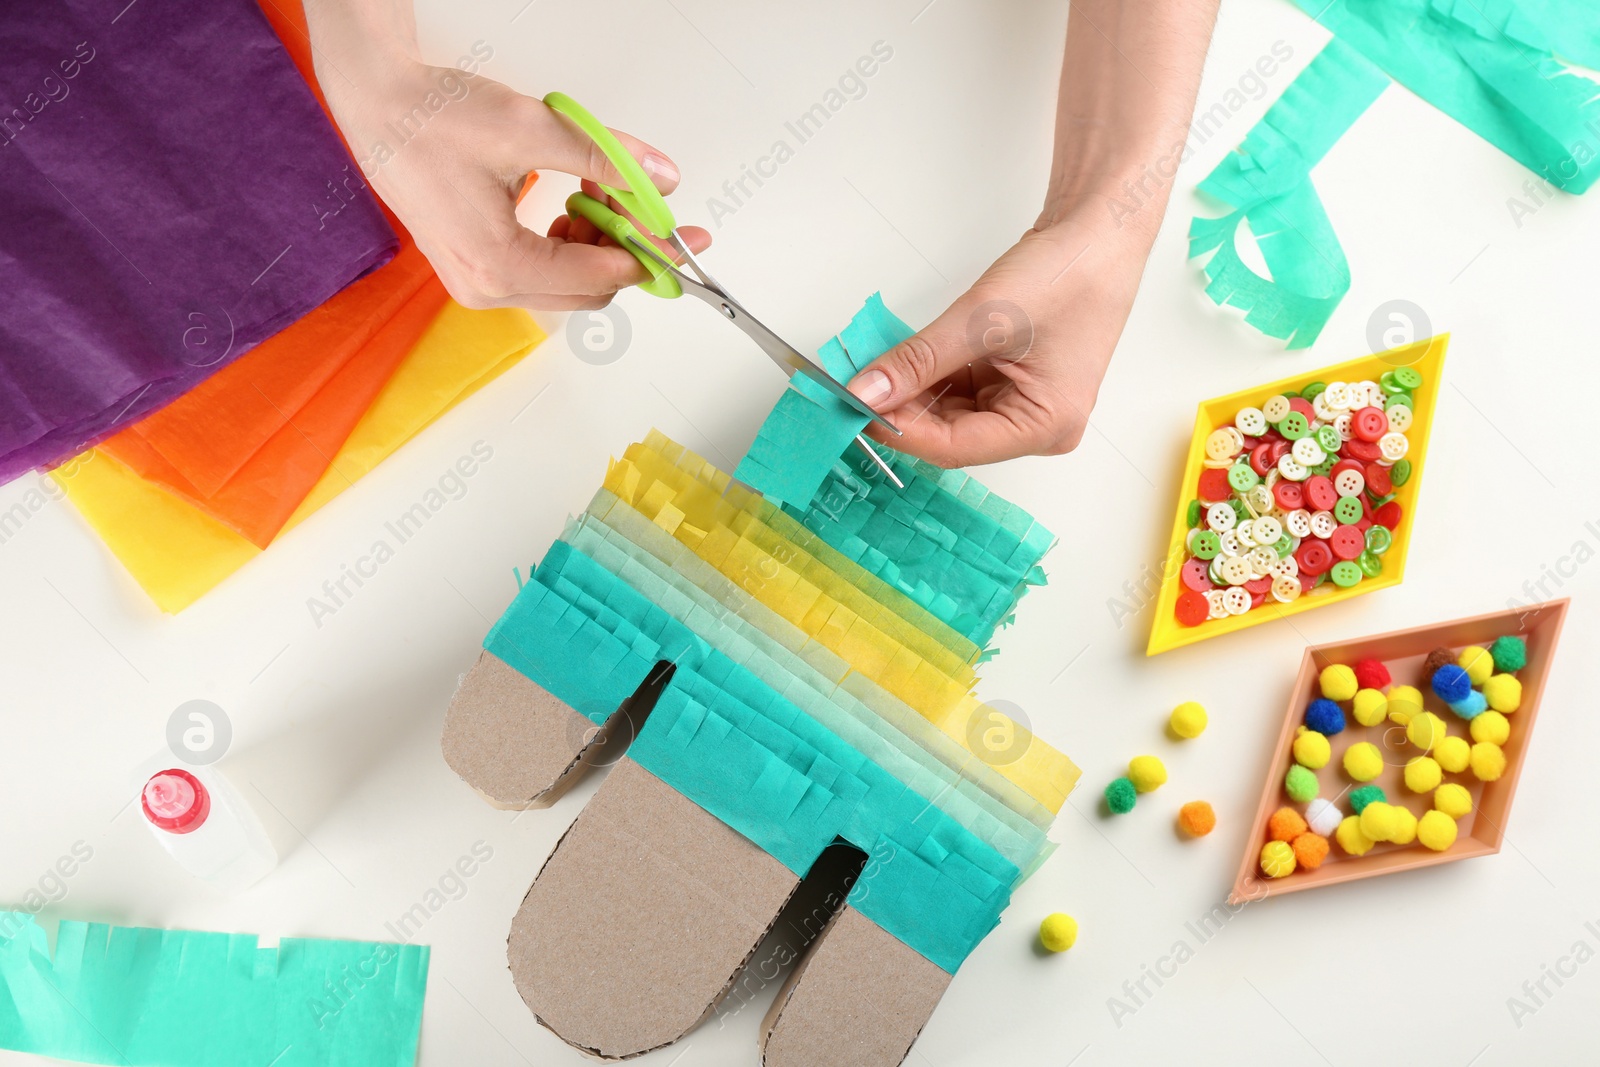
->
[1365, 462, 1393, 495]
[1240, 435, 1263, 451]
[1181, 558, 1214, 592]
[1176, 590, 1209, 626]
[1273, 481, 1304, 510]
[1198, 467, 1230, 503]
[1330, 525, 1365, 560]
[1374, 500, 1403, 529]
[1305, 475, 1338, 512]
[1251, 589, 1267, 609]
[1288, 397, 1316, 422]
[1250, 443, 1274, 476]
[1346, 438, 1382, 462]
[1297, 539, 1333, 576]
[1353, 406, 1388, 442]
[1245, 576, 1273, 595]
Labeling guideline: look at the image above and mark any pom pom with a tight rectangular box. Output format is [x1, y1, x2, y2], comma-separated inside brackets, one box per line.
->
[1423, 646, 1459, 680]
[1406, 711, 1447, 751]
[1169, 701, 1208, 739]
[1470, 741, 1507, 782]
[1352, 688, 1389, 727]
[1178, 801, 1216, 836]
[1105, 777, 1137, 814]
[1039, 912, 1078, 952]
[1483, 674, 1522, 713]
[1285, 765, 1318, 803]
[1418, 810, 1458, 851]
[1435, 735, 1471, 774]
[1458, 646, 1494, 686]
[1431, 663, 1473, 704]
[1268, 806, 1309, 842]
[1336, 815, 1375, 856]
[1389, 805, 1418, 846]
[1260, 840, 1296, 878]
[1359, 801, 1400, 842]
[1490, 635, 1527, 673]
[1470, 711, 1510, 746]
[1320, 664, 1359, 702]
[1305, 698, 1346, 736]
[1343, 741, 1383, 782]
[1305, 797, 1342, 837]
[1128, 755, 1167, 793]
[1349, 784, 1386, 814]
[1404, 756, 1442, 793]
[1447, 689, 1487, 721]
[1387, 685, 1424, 726]
[1292, 832, 1329, 870]
[1353, 658, 1391, 690]
[1293, 727, 1331, 770]
[1434, 783, 1472, 819]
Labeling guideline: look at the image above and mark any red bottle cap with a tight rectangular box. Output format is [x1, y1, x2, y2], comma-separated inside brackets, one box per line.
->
[142, 768, 210, 834]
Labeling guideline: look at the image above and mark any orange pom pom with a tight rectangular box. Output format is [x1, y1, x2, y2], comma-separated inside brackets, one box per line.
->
[1178, 801, 1216, 837]
[1268, 806, 1309, 842]
[1292, 831, 1330, 870]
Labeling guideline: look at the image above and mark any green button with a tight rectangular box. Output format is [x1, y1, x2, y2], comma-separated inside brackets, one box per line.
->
[1385, 394, 1412, 413]
[1187, 499, 1203, 527]
[1366, 525, 1392, 555]
[1357, 551, 1384, 578]
[1316, 426, 1341, 453]
[1208, 558, 1226, 583]
[1309, 456, 1335, 477]
[1279, 412, 1310, 440]
[1379, 371, 1405, 395]
[1191, 530, 1221, 559]
[1367, 491, 1395, 508]
[1300, 381, 1327, 402]
[1391, 459, 1412, 486]
[1274, 534, 1294, 558]
[1228, 463, 1260, 492]
[1330, 561, 1364, 588]
[1334, 496, 1364, 525]
[1393, 366, 1423, 389]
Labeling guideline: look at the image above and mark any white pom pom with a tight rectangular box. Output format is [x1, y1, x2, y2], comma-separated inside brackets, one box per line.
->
[1306, 797, 1342, 837]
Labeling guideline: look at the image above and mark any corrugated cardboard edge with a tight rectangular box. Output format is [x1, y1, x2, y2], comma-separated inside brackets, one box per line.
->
[508, 757, 801, 1059]
[759, 905, 950, 1067]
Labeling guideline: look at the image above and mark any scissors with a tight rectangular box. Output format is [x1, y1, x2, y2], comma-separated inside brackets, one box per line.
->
[544, 92, 904, 488]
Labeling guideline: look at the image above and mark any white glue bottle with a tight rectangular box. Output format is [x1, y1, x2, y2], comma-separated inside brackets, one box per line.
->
[140, 764, 277, 892]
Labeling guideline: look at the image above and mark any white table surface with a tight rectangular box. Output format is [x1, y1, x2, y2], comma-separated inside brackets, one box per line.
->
[4, 1, 1598, 1064]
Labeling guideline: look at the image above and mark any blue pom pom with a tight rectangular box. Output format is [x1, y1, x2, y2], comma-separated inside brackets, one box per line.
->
[1304, 698, 1345, 736]
[1431, 663, 1472, 704]
[1448, 688, 1487, 720]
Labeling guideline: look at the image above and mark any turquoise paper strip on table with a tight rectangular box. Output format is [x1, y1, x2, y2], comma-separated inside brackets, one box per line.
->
[0, 913, 428, 1067]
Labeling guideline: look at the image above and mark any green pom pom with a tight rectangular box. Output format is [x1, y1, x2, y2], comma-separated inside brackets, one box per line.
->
[1104, 777, 1137, 814]
[1349, 784, 1386, 814]
[1490, 635, 1527, 673]
[1285, 764, 1317, 803]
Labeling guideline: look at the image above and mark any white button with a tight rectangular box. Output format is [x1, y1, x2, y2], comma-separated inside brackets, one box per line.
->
[1207, 503, 1236, 532]
[1218, 529, 1243, 557]
[1204, 428, 1238, 463]
[1206, 590, 1230, 620]
[1334, 468, 1365, 497]
[1220, 556, 1252, 586]
[1236, 407, 1267, 437]
[1263, 468, 1280, 490]
[1387, 405, 1413, 432]
[1208, 557, 1226, 584]
[1270, 556, 1300, 579]
[1223, 587, 1252, 615]
[1277, 454, 1308, 481]
[1272, 575, 1302, 602]
[1324, 382, 1352, 411]
[1379, 432, 1409, 461]
[1313, 391, 1338, 423]
[1333, 413, 1354, 441]
[1286, 509, 1312, 537]
[1366, 381, 1387, 407]
[1292, 437, 1325, 466]
[1252, 516, 1283, 545]
[1262, 395, 1292, 422]
[1310, 510, 1337, 538]
[1186, 528, 1201, 551]
[1235, 519, 1256, 547]
[1225, 427, 1245, 451]
[1246, 484, 1274, 515]
[1249, 546, 1278, 576]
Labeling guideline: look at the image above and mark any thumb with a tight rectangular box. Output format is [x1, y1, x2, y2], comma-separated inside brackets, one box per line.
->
[846, 303, 979, 414]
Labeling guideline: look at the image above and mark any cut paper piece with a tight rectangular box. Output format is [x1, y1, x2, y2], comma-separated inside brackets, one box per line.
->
[0, 0, 396, 484]
[1188, 38, 1389, 349]
[0, 911, 428, 1066]
[735, 292, 912, 506]
[55, 303, 545, 612]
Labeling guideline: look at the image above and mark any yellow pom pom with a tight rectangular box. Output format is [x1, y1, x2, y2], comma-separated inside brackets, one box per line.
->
[1404, 756, 1442, 793]
[1418, 810, 1458, 851]
[1128, 755, 1167, 793]
[1406, 711, 1446, 750]
[1387, 685, 1424, 726]
[1260, 840, 1296, 878]
[1352, 688, 1388, 727]
[1336, 815, 1375, 856]
[1389, 805, 1418, 846]
[1470, 741, 1507, 782]
[1320, 664, 1359, 702]
[1169, 701, 1208, 739]
[1435, 783, 1472, 819]
[1343, 741, 1383, 782]
[1359, 801, 1400, 843]
[1483, 674, 1522, 714]
[1470, 711, 1510, 746]
[1458, 646, 1494, 686]
[1435, 735, 1471, 774]
[1293, 727, 1331, 770]
[1039, 913, 1078, 952]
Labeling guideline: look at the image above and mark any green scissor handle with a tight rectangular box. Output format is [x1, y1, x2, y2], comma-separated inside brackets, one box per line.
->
[545, 91, 682, 299]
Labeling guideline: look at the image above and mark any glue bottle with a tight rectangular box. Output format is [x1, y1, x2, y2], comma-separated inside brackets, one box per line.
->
[140, 763, 277, 892]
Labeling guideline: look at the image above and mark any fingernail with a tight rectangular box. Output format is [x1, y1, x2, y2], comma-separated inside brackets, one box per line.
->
[849, 369, 892, 408]
[641, 152, 679, 185]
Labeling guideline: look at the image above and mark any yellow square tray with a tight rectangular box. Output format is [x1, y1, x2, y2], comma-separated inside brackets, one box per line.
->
[1146, 335, 1449, 656]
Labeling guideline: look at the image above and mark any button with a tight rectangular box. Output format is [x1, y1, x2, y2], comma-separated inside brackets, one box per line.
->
[1379, 432, 1409, 462]
[1270, 556, 1300, 579]
[1205, 428, 1239, 462]
[1390, 458, 1412, 486]
[1310, 510, 1337, 538]
[1330, 560, 1363, 587]
[1246, 484, 1274, 515]
[1245, 575, 1273, 594]
[1393, 366, 1423, 389]
[1288, 397, 1316, 422]
[1334, 496, 1364, 525]
[1262, 394, 1292, 422]
[1304, 475, 1338, 511]
[1252, 516, 1283, 545]
[1374, 500, 1402, 529]
[1274, 481, 1304, 510]
[1330, 524, 1365, 560]
[1176, 590, 1210, 625]
[1300, 381, 1327, 402]
[1297, 539, 1334, 575]
[1207, 503, 1237, 532]
[1345, 438, 1382, 462]
[1380, 370, 1406, 395]
[1316, 425, 1342, 453]
[1272, 533, 1295, 558]
[1197, 467, 1231, 503]
[1235, 519, 1257, 547]
[1190, 530, 1221, 559]
[1357, 550, 1383, 578]
[1387, 404, 1413, 432]
[1354, 406, 1388, 441]
[1272, 574, 1302, 602]
[1206, 590, 1229, 620]
[1181, 558, 1214, 591]
[1222, 587, 1252, 615]
[1236, 406, 1268, 436]
[1278, 412, 1310, 440]
[1277, 453, 1308, 480]
[1286, 509, 1312, 537]
[1249, 443, 1275, 475]
[1332, 413, 1354, 441]
[1291, 437, 1324, 466]
[1323, 382, 1352, 410]
[1228, 463, 1260, 492]
[1365, 524, 1392, 554]
[1218, 529, 1242, 557]
[1364, 462, 1392, 495]
[1219, 556, 1252, 586]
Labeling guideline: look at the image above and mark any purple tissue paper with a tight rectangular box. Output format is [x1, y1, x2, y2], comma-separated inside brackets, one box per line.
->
[0, 0, 397, 484]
